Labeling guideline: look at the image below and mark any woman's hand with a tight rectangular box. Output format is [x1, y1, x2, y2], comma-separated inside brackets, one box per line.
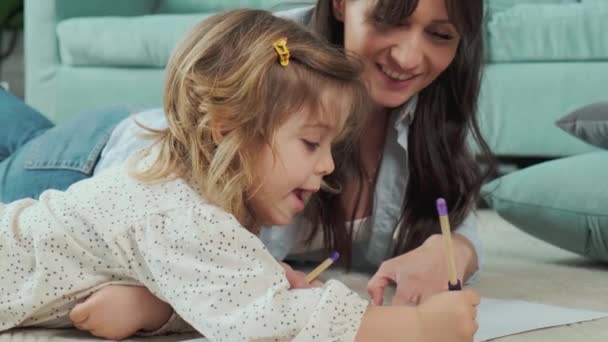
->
[367, 233, 478, 305]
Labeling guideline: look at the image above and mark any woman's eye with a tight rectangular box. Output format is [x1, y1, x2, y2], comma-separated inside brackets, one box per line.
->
[302, 139, 320, 151]
[368, 16, 395, 30]
[430, 31, 454, 41]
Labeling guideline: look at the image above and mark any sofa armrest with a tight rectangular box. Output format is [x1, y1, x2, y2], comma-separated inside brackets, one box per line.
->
[25, 0, 60, 118]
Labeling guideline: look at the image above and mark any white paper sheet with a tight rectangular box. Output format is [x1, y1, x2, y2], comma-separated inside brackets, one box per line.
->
[475, 298, 608, 341]
[183, 297, 608, 342]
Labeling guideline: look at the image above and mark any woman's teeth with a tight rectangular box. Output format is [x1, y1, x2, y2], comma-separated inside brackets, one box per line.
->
[381, 65, 412, 81]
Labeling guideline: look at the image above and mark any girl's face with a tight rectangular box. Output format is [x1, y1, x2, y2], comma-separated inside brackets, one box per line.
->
[334, 0, 461, 109]
[247, 106, 345, 226]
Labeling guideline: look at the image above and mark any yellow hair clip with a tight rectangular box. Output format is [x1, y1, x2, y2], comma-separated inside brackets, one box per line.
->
[273, 37, 290, 67]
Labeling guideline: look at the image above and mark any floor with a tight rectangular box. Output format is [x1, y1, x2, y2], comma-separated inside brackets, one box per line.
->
[1, 210, 607, 341]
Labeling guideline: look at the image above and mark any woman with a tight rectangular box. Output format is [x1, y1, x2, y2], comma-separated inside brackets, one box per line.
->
[307, 0, 492, 306]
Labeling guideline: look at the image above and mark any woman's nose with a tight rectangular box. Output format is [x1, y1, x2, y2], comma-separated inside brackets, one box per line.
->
[390, 33, 424, 71]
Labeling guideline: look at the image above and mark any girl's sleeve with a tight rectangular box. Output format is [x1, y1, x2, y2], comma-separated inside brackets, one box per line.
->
[120, 205, 368, 342]
[454, 210, 483, 283]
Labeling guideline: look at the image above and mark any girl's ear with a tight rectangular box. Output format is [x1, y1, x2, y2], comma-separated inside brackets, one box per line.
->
[210, 122, 226, 145]
[332, 0, 346, 22]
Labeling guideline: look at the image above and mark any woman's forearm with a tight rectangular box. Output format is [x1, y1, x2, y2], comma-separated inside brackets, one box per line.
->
[453, 233, 479, 281]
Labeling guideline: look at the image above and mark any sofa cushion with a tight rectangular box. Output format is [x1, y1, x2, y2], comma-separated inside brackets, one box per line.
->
[57, 14, 211, 67]
[482, 153, 608, 262]
[556, 102, 608, 150]
[486, 3, 608, 62]
[482, 152, 608, 262]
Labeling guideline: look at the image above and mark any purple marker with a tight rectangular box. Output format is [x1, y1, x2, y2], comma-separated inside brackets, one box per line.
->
[436, 198, 462, 291]
[305, 251, 340, 283]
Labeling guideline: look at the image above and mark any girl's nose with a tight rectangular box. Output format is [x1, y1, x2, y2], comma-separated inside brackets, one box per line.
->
[316, 147, 335, 176]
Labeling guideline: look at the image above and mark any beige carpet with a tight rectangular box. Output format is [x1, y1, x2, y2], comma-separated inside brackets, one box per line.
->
[2, 210, 607, 341]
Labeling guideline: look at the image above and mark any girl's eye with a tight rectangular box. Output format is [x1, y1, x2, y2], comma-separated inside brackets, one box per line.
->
[302, 139, 320, 152]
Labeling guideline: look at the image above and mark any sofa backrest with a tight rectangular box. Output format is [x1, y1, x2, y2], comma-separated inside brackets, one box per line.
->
[55, 0, 157, 20]
[156, 0, 286, 13]
[486, 0, 578, 14]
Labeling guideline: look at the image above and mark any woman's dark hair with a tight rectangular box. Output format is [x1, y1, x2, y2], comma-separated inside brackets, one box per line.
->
[306, 0, 495, 266]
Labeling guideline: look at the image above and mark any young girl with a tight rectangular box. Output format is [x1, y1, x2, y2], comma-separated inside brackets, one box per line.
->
[1, 0, 490, 301]
[0, 8, 479, 342]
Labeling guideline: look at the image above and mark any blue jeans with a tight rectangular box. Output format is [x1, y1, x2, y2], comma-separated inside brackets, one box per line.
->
[0, 89, 129, 202]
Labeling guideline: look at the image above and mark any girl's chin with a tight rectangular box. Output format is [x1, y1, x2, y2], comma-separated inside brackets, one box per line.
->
[262, 212, 296, 227]
[266, 218, 292, 227]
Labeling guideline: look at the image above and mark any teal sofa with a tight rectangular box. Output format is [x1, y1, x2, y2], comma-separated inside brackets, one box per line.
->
[24, 0, 608, 158]
[24, 0, 282, 122]
[478, 0, 608, 158]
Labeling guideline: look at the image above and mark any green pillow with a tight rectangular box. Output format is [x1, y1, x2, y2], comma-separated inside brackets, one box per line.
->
[482, 152, 608, 262]
[556, 102, 608, 149]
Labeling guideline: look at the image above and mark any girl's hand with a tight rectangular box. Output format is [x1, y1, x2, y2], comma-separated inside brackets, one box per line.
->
[415, 289, 480, 342]
[67, 262, 318, 340]
[69, 285, 172, 340]
[367, 234, 477, 305]
[354, 290, 479, 342]
[279, 261, 323, 289]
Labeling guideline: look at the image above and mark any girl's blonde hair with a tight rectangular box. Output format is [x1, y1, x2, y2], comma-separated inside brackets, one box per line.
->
[133, 9, 369, 227]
